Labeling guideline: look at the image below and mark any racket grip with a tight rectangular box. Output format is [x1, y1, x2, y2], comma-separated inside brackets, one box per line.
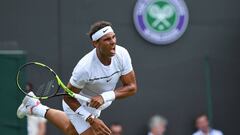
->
[73, 93, 112, 111]
[74, 94, 91, 102]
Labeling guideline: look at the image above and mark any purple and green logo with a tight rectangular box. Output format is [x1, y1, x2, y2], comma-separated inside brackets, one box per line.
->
[133, 0, 189, 45]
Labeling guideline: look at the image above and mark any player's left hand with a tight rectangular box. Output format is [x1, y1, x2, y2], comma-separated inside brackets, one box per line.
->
[89, 95, 104, 109]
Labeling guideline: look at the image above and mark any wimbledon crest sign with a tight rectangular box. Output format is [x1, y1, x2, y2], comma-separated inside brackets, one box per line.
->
[133, 0, 189, 45]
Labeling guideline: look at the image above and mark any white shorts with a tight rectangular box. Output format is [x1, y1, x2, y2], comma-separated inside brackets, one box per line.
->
[62, 100, 102, 134]
[62, 96, 113, 134]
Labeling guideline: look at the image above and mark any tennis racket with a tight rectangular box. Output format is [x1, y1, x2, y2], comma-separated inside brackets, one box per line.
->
[16, 62, 109, 110]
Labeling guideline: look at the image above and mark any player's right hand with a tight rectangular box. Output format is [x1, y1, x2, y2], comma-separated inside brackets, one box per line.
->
[90, 118, 111, 135]
[89, 95, 104, 109]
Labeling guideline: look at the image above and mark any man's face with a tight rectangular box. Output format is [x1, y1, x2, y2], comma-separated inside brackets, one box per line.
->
[196, 116, 209, 132]
[151, 123, 166, 135]
[94, 32, 116, 58]
[110, 125, 122, 135]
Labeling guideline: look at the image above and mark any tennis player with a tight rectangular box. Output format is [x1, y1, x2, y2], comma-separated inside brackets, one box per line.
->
[17, 20, 137, 135]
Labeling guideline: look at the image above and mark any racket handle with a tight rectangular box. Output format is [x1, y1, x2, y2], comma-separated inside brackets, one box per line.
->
[73, 93, 112, 111]
[73, 94, 91, 102]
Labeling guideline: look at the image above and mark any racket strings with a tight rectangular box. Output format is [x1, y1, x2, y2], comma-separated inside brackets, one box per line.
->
[37, 79, 56, 97]
[18, 64, 59, 98]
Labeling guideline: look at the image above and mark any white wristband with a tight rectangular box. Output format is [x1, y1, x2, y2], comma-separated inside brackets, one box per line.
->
[100, 91, 115, 103]
[75, 106, 91, 121]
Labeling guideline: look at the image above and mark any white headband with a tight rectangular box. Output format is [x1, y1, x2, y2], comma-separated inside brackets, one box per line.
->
[91, 26, 114, 41]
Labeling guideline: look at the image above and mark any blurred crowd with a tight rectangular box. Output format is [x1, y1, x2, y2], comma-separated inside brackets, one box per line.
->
[28, 113, 223, 135]
[109, 113, 223, 135]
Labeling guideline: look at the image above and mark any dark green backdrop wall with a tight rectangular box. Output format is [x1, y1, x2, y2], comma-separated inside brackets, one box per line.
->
[0, 51, 27, 134]
[0, 0, 240, 134]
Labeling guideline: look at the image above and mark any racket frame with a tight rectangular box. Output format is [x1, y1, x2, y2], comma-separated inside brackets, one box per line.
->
[16, 62, 90, 102]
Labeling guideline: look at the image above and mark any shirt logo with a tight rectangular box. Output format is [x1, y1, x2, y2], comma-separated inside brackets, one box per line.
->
[133, 0, 189, 45]
[106, 78, 112, 82]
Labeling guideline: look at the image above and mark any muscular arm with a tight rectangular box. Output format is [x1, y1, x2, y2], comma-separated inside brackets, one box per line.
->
[114, 70, 137, 99]
[63, 83, 81, 111]
[89, 70, 137, 109]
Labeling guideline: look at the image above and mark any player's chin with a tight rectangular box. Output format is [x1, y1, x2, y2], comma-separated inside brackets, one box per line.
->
[109, 50, 116, 57]
[109, 52, 115, 57]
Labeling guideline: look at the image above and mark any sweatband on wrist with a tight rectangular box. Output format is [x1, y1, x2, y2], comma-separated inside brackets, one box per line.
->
[100, 91, 115, 103]
[91, 26, 114, 41]
[75, 106, 92, 121]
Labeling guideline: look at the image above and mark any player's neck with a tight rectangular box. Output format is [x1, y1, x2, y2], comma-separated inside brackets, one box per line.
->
[96, 50, 111, 66]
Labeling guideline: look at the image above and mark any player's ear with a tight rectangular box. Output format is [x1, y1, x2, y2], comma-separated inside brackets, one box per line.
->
[92, 41, 98, 48]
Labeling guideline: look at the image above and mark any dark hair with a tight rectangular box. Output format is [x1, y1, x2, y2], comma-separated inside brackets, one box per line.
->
[88, 21, 112, 40]
[195, 113, 208, 122]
